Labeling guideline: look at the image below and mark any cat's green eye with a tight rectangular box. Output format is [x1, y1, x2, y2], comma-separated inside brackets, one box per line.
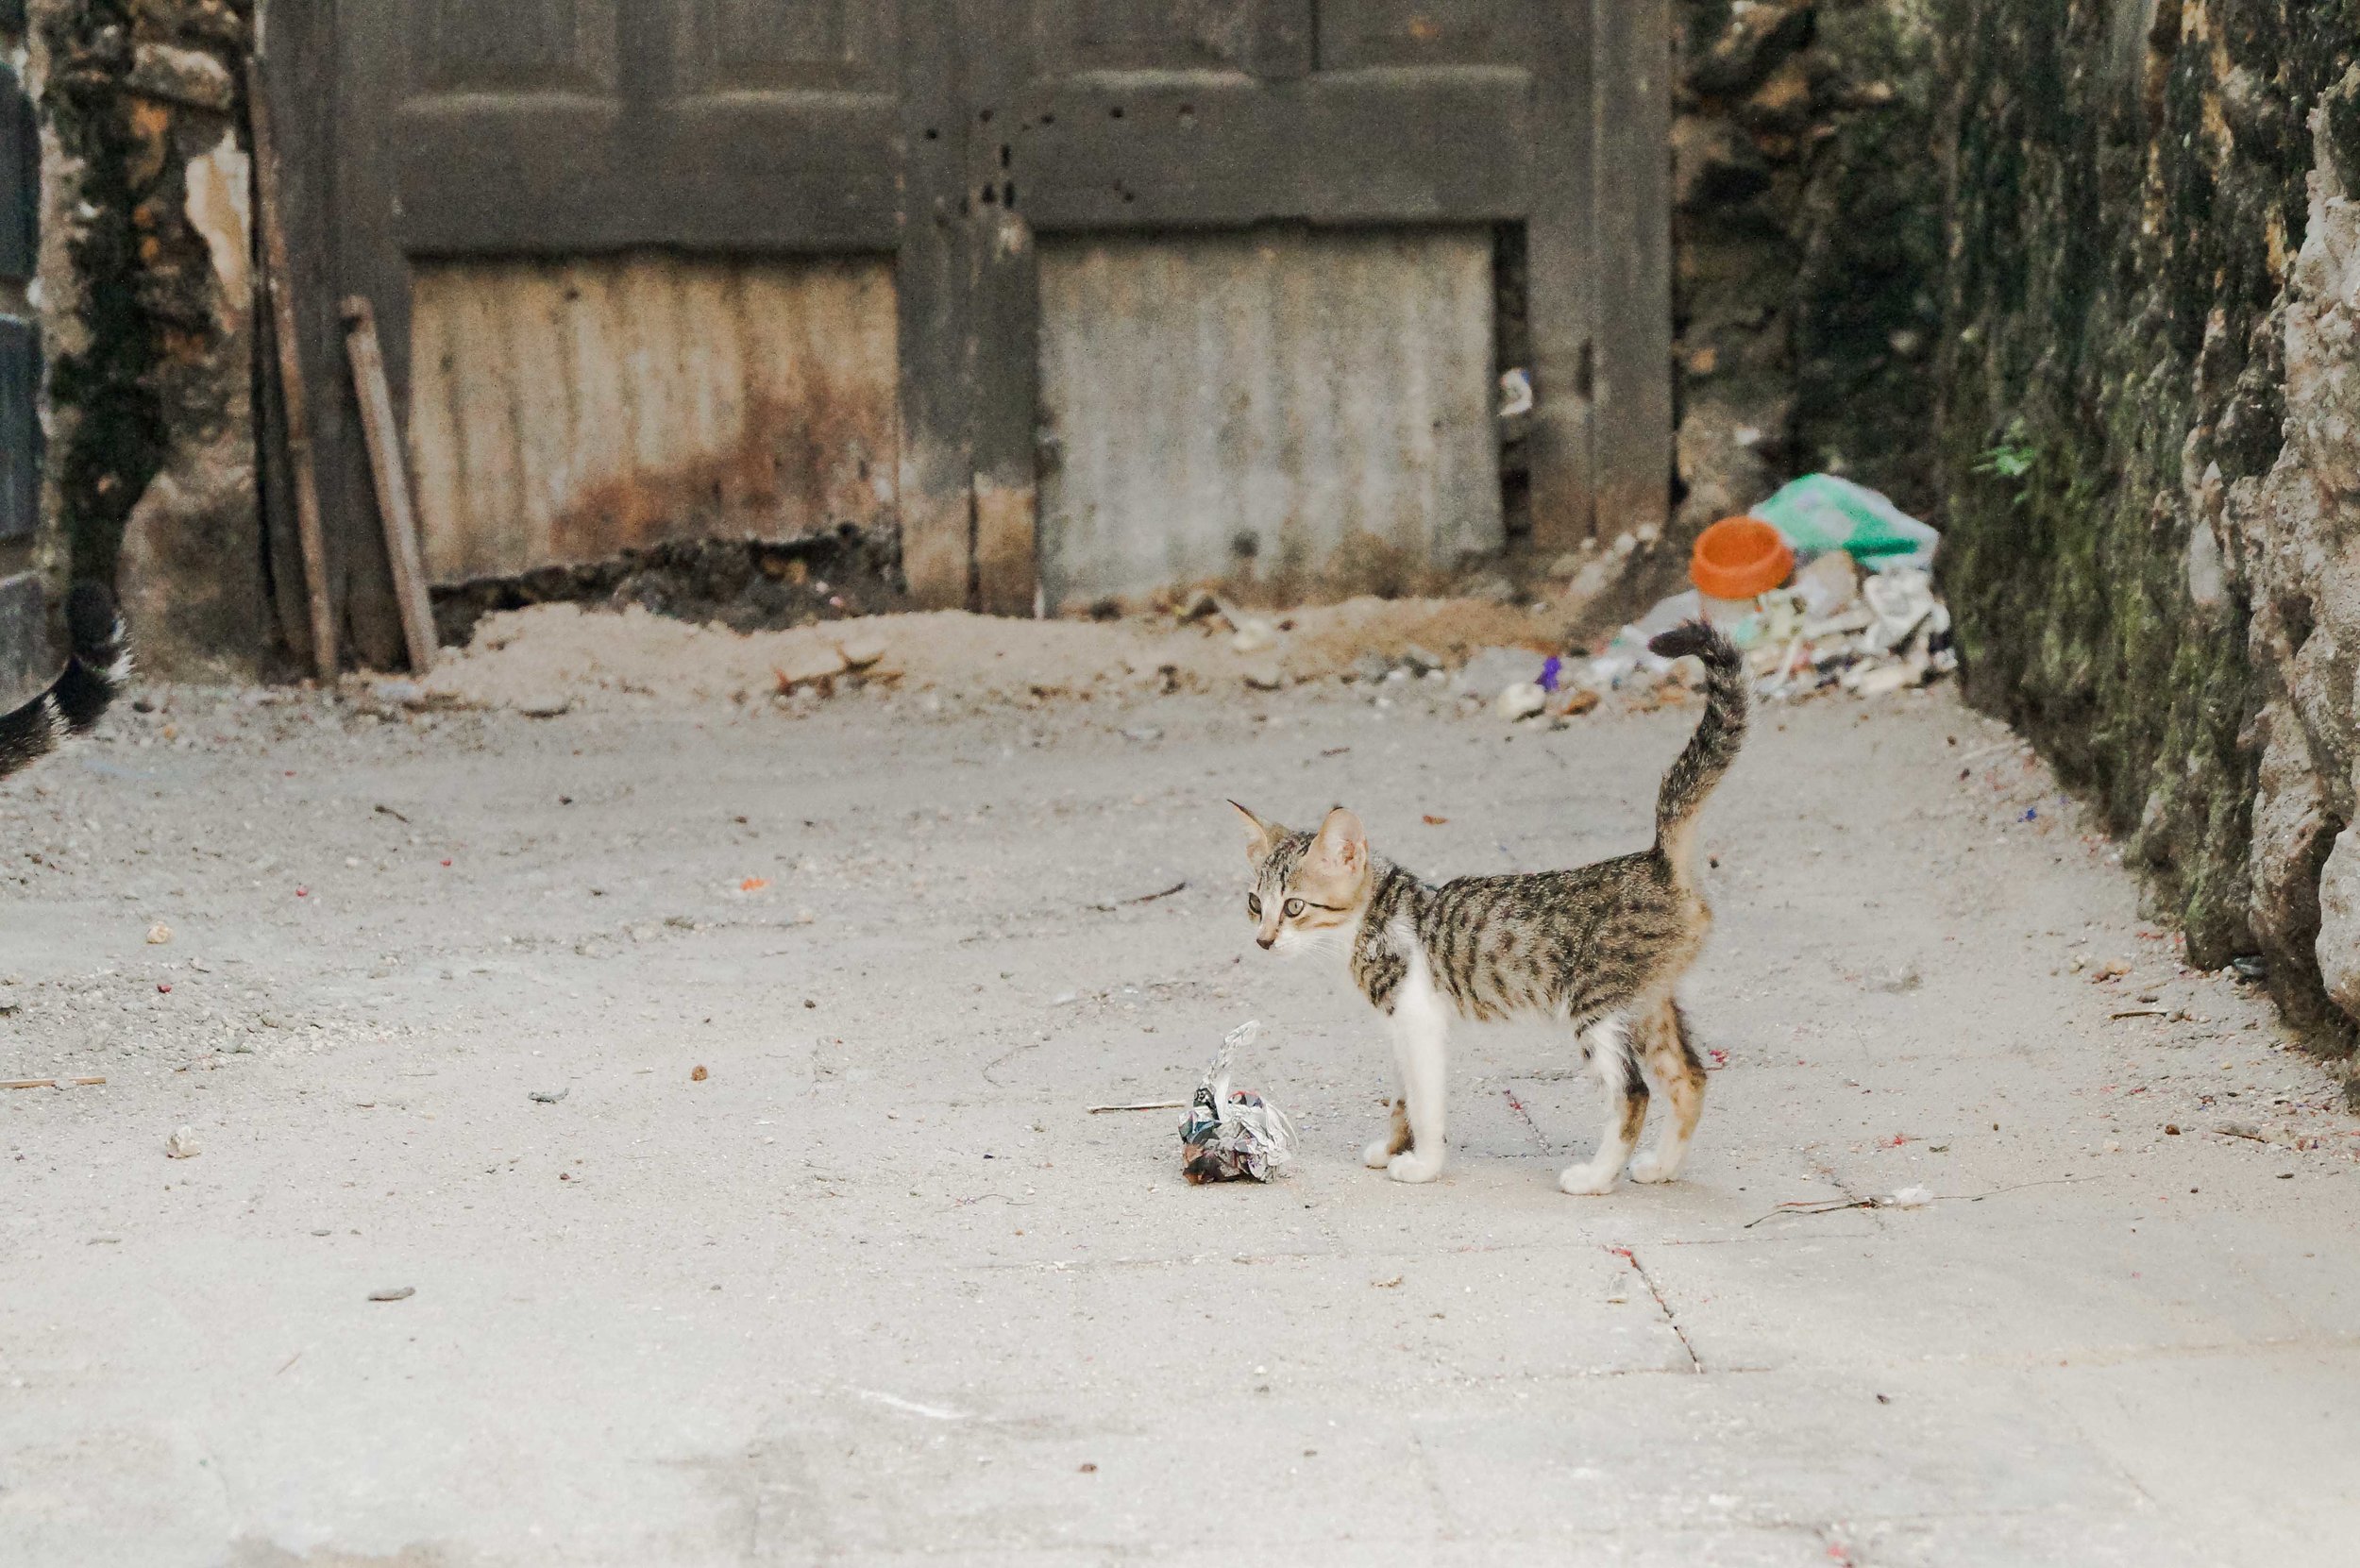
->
[1246, 893, 1262, 918]
[1283, 898, 1306, 919]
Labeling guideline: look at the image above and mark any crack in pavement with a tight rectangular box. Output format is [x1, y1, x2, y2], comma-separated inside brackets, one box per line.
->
[1611, 1244, 1704, 1374]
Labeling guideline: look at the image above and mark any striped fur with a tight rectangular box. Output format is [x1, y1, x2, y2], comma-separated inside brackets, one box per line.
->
[1233, 620, 1746, 1195]
[0, 583, 130, 782]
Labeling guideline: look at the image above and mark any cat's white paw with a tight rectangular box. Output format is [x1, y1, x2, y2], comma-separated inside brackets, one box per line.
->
[1362, 1139, 1395, 1170]
[1388, 1150, 1443, 1184]
[1558, 1161, 1621, 1197]
[1628, 1151, 1680, 1185]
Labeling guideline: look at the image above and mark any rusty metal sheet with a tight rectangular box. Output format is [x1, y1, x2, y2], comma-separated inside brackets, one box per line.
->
[408, 253, 898, 584]
[1037, 226, 1501, 614]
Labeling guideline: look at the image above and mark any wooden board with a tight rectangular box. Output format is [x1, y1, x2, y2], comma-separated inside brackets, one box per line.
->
[406, 255, 899, 583]
[1037, 228, 1501, 614]
[341, 296, 437, 671]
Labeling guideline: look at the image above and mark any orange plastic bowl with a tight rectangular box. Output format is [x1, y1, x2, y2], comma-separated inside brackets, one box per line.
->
[1690, 516, 1794, 600]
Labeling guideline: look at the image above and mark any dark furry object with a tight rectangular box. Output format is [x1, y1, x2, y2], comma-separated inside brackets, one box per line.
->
[0, 583, 130, 781]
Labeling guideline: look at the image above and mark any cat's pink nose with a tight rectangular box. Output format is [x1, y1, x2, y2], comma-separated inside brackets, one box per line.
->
[1256, 934, 1274, 950]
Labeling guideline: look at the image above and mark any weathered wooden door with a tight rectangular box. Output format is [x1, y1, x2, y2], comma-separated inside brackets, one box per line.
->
[279, 0, 1666, 661]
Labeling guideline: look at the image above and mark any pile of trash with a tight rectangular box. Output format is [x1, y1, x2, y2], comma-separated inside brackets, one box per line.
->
[1504, 475, 1954, 718]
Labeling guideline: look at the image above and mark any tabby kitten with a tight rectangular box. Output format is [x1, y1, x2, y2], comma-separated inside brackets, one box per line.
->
[1232, 621, 1745, 1195]
[0, 583, 128, 783]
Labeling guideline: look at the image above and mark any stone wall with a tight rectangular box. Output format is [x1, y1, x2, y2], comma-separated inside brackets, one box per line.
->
[1671, 0, 1944, 565]
[1669, 0, 2360, 1068]
[1933, 0, 2360, 1059]
[29, 0, 257, 680]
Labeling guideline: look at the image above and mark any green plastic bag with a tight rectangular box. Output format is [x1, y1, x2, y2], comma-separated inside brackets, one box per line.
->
[1751, 475, 1938, 570]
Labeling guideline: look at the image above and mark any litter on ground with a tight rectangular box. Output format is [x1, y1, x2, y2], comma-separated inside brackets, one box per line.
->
[1179, 1020, 1299, 1185]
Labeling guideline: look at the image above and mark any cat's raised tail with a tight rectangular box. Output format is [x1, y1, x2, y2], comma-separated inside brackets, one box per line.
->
[0, 582, 130, 782]
[1644, 619, 1748, 888]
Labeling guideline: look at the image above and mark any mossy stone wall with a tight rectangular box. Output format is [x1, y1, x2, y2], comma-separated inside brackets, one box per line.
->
[1934, 0, 2360, 1054]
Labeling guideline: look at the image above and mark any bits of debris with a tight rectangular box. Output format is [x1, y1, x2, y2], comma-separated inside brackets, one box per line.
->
[690, 1065, 710, 1082]
[1494, 683, 1547, 722]
[367, 1286, 415, 1302]
[1230, 620, 1277, 655]
[165, 1126, 202, 1159]
[1867, 963, 1923, 994]
[369, 680, 429, 709]
[145, 922, 173, 945]
[529, 1087, 569, 1104]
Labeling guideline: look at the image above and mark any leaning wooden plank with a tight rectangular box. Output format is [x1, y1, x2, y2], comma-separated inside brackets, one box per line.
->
[246, 55, 336, 680]
[341, 296, 437, 673]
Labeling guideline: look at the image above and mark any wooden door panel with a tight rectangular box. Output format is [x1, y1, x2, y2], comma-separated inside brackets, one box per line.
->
[1011, 66, 1528, 231]
[1315, 0, 1527, 68]
[671, 0, 898, 93]
[396, 0, 897, 256]
[650, 97, 901, 251]
[415, 0, 617, 93]
[1054, 0, 1253, 70]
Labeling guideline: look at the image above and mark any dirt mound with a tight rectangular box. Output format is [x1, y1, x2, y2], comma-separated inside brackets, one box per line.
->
[417, 595, 1569, 714]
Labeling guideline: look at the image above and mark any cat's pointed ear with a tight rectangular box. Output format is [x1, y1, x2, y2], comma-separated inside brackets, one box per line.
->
[1229, 800, 1278, 861]
[1309, 806, 1368, 878]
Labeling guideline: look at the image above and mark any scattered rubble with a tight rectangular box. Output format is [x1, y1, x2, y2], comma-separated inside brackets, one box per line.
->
[1546, 478, 1952, 718]
[390, 477, 1957, 737]
[1493, 683, 1547, 722]
[416, 591, 1573, 717]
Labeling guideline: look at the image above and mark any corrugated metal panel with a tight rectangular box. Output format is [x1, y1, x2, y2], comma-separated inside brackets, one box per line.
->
[1037, 226, 1500, 613]
[409, 253, 898, 584]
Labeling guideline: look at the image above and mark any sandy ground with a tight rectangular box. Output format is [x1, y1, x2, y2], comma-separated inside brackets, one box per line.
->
[4, 617, 2358, 1567]
[408, 595, 1566, 714]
